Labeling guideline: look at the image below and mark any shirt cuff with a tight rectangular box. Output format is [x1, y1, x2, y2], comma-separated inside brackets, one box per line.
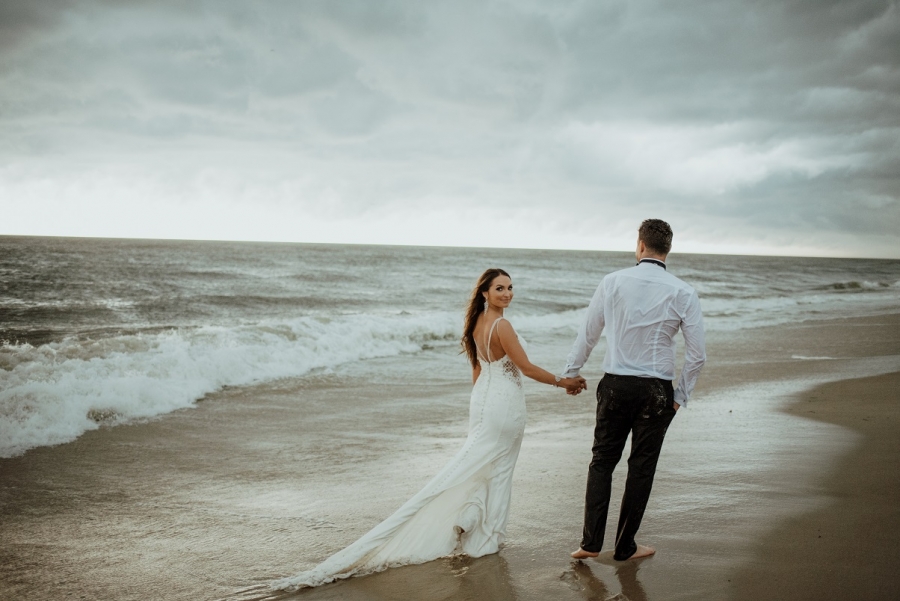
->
[674, 388, 688, 407]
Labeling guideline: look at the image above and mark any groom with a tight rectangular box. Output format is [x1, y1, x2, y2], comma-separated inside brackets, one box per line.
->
[562, 219, 706, 561]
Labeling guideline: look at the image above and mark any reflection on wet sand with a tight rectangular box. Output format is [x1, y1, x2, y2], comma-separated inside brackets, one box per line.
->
[563, 555, 650, 601]
[225, 553, 518, 601]
[613, 561, 650, 601]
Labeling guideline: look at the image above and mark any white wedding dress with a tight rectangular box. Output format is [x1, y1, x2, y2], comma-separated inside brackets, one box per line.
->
[272, 318, 527, 591]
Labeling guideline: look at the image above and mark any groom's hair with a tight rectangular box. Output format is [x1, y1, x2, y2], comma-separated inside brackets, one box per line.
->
[639, 219, 673, 255]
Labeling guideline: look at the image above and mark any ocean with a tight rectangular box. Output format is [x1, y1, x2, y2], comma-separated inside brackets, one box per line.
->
[2, 235, 899, 459]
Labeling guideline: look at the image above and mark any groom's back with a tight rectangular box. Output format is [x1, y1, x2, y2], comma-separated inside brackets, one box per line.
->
[601, 264, 698, 379]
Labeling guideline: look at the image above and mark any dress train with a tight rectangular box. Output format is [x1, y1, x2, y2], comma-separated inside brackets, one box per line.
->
[272, 318, 527, 591]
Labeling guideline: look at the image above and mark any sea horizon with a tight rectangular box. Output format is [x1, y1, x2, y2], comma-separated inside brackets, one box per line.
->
[2, 233, 897, 261]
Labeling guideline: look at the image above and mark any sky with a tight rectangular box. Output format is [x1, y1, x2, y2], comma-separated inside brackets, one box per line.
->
[1, 0, 898, 258]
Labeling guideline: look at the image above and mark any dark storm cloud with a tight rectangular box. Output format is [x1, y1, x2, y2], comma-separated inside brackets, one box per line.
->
[1, 0, 898, 255]
[0, 0, 65, 50]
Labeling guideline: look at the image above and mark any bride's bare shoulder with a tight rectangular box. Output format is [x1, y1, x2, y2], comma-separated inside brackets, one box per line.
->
[495, 317, 518, 337]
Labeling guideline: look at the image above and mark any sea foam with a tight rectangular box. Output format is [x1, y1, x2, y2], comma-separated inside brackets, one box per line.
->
[0, 312, 464, 458]
[4, 289, 899, 458]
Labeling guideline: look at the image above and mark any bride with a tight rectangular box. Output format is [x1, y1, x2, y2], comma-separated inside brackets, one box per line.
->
[271, 268, 586, 591]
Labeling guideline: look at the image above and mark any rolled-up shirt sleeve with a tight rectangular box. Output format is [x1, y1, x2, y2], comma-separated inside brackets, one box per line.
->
[674, 290, 706, 407]
[563, 281, 606, 377]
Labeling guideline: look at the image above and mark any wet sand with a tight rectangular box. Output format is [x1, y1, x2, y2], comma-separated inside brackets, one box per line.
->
[728, 371, 900, 601]
[2, 314, 899, 600]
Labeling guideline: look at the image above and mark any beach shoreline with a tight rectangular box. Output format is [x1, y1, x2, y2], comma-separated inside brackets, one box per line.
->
[2, 313, 899, 600]
[727, 369, 900, 601]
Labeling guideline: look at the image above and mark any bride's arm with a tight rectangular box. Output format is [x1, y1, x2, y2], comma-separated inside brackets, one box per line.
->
[472, 362, 482, 384]
[495, 320, 585, 393]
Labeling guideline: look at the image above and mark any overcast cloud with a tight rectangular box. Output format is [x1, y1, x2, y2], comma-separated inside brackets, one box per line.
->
[1, 0, 898, 256]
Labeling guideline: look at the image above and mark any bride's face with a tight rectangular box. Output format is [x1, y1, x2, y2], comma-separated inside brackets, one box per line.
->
[483, 275, 513, 309]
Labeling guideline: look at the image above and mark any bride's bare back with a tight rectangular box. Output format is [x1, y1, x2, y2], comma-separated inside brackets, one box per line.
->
[473, 314, 509, 363]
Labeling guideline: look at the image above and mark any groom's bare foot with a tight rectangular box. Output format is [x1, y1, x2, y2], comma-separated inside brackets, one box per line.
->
[570, 548, 599, 559]
[621, 544, 655, 560]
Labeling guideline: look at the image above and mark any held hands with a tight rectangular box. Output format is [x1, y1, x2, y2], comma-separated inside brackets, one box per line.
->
[560, 376, 587, 396]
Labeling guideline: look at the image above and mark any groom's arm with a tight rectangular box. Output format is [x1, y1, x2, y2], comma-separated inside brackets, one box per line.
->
[562, 280, 606, 378]
[674, 289, 706, 408]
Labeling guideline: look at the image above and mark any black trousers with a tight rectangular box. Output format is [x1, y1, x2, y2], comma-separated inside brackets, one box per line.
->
[580, 373, 677, 559]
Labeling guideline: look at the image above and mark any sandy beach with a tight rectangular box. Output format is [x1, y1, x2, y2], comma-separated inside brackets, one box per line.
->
[2, 313, 899, 601]
[729, 370, 900, 600]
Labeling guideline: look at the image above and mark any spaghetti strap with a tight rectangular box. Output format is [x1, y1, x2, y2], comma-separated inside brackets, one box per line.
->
[484, 317, 504, 362]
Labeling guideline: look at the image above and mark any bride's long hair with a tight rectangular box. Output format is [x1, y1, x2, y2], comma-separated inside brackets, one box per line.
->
[461, 268, 510, 369]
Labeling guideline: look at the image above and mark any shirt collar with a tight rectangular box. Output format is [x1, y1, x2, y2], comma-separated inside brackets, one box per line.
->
[637, 258, 667, 270]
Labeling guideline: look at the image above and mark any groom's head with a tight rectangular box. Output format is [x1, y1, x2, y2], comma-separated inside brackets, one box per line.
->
[637, 219, 673, 258]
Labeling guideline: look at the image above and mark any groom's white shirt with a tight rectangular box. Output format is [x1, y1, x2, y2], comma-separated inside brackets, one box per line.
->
[563, 260, 707, 406]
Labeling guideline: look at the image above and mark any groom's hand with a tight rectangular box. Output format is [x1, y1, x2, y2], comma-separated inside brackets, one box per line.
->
[564, 376, 587, 395]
